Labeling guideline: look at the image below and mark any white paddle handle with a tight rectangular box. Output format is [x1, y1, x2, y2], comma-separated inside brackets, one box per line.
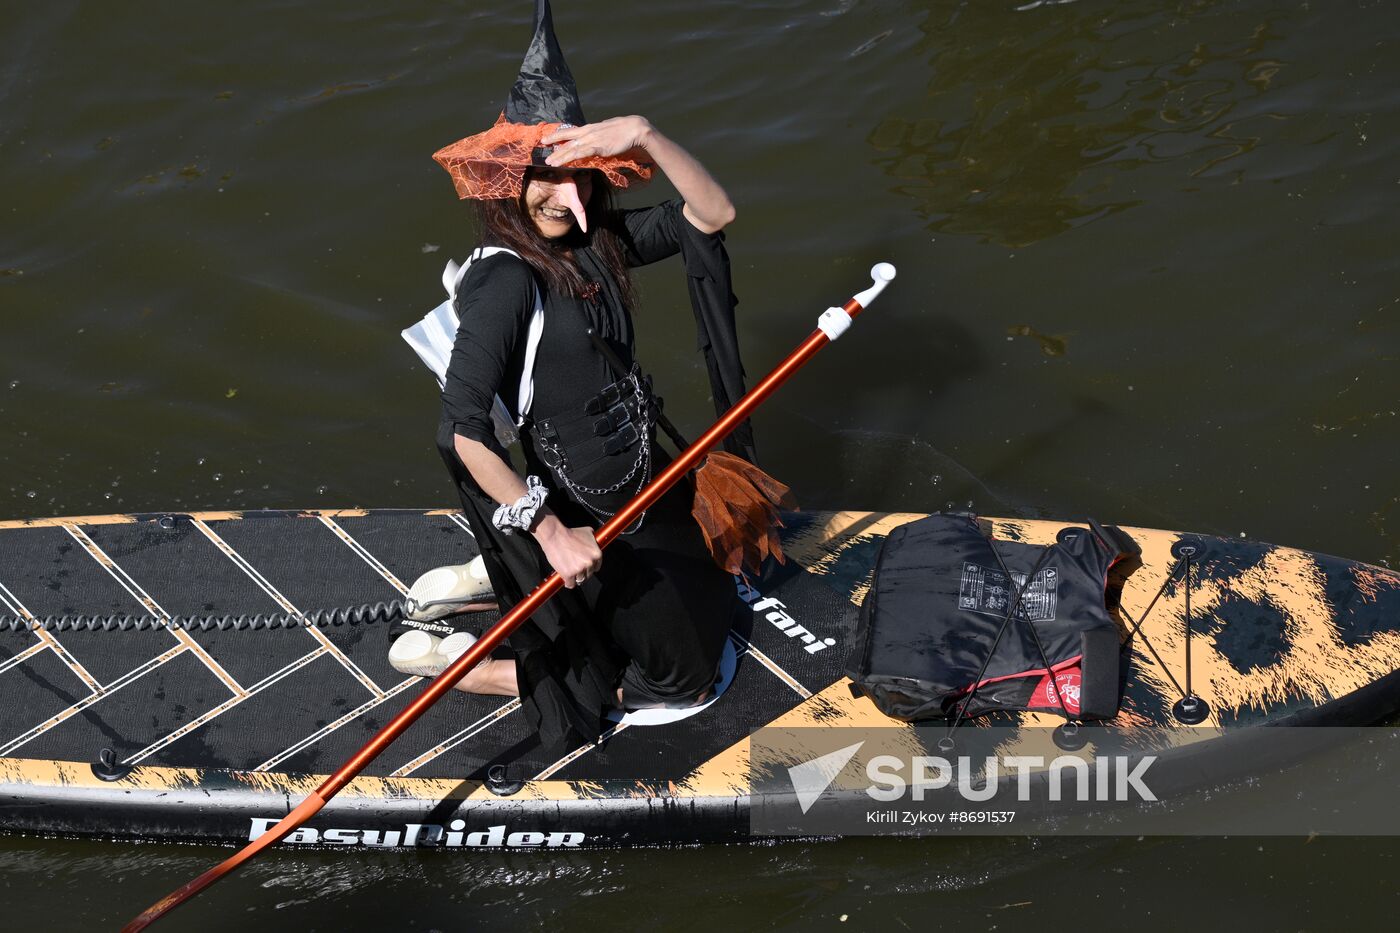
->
[852, 262, 897, 309]
[817, 262, 897, 340]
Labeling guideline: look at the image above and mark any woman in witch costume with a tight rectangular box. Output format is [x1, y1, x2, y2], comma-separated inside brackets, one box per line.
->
[392, 1, 790, 754]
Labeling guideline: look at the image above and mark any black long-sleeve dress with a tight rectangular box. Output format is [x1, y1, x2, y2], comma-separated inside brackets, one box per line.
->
[435, 200, 739, 753]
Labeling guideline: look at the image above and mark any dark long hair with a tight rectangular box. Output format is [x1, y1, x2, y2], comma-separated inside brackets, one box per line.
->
[474, 169, 636, 312]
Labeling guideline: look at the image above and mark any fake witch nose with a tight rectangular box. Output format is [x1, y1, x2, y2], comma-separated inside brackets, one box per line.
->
[557, 177, 588, 233]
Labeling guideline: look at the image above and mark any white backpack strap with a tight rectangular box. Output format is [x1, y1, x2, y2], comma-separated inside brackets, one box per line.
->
[515, 286, 545, 425]
[400, 246, 544, 443]
[461, 248, 543, 425]
[442, 258, 464, 296]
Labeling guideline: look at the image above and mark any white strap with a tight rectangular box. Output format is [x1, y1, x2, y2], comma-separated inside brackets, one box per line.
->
[517, 299, 544, 422]
[442, 259, 463, 296]
[400, 247, 545, 446]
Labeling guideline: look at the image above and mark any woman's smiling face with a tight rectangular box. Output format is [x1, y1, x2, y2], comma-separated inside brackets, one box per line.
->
[524, 167, 594, 237]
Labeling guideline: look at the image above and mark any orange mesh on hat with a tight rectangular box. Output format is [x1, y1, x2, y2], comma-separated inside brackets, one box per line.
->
[433, 114, 655, 201]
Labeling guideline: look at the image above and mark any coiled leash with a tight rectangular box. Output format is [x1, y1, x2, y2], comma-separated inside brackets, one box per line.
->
[0, 600, 407, 634]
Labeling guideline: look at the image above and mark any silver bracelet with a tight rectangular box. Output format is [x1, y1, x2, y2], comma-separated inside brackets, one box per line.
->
[492, 475, 549, 535]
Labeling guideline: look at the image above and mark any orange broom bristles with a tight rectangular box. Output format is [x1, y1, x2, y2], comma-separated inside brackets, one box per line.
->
[690, 451, 797, 577]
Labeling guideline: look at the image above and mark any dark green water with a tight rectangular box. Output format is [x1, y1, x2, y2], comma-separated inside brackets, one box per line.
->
[1, 0, 1397, 927]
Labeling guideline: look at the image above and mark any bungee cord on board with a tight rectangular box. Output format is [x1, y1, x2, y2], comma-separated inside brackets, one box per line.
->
[0, 600, 407, 634]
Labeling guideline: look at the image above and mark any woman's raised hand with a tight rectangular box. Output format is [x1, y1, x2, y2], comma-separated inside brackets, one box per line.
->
[545, 118, 735, 234]
[543, 116, 652, 166]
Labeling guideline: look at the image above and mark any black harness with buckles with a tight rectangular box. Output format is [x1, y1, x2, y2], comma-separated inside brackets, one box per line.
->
[524, 367, 660, 530]
[530, 369, 657, 473]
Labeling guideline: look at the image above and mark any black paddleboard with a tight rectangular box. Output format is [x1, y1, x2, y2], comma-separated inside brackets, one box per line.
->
[0, 509, 1397, 847]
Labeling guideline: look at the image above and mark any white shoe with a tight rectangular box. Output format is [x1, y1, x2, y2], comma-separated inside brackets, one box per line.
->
[405, 555, 495, 622]
[388, 630, 478, 678]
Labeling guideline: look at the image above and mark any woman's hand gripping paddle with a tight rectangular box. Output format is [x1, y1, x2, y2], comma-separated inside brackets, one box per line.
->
[123, 262, 896, 932]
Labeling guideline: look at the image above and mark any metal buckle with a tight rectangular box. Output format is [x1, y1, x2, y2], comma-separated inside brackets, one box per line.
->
[584, 381, 625, 416]
[603, 422, 640, 456]
[593, 401, 632, 437]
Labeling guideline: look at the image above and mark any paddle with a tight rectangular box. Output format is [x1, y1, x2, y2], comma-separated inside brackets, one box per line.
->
[123, 262, 896, 931]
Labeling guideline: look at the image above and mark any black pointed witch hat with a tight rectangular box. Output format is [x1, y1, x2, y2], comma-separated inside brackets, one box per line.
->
[433, 0, 652, 200]
[507, 0, 586, 127]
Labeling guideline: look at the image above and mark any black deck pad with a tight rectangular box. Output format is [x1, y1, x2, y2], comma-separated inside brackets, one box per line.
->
[0, 650, 93, 743]
[80, 521, 293, 687]
[0, 525, 175, 686]
[145, 652, 378, 771]
[207, 514, 421, 692]
[15, 651, 232, 764]
[739, 555, 860, 694]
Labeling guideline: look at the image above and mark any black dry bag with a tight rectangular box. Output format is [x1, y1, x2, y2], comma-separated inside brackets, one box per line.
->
[846, 513, 1138, 722]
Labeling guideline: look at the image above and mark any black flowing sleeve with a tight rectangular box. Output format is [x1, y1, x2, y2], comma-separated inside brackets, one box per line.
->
[616, 199, 724, 269]
[440, 253, 536, 450]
